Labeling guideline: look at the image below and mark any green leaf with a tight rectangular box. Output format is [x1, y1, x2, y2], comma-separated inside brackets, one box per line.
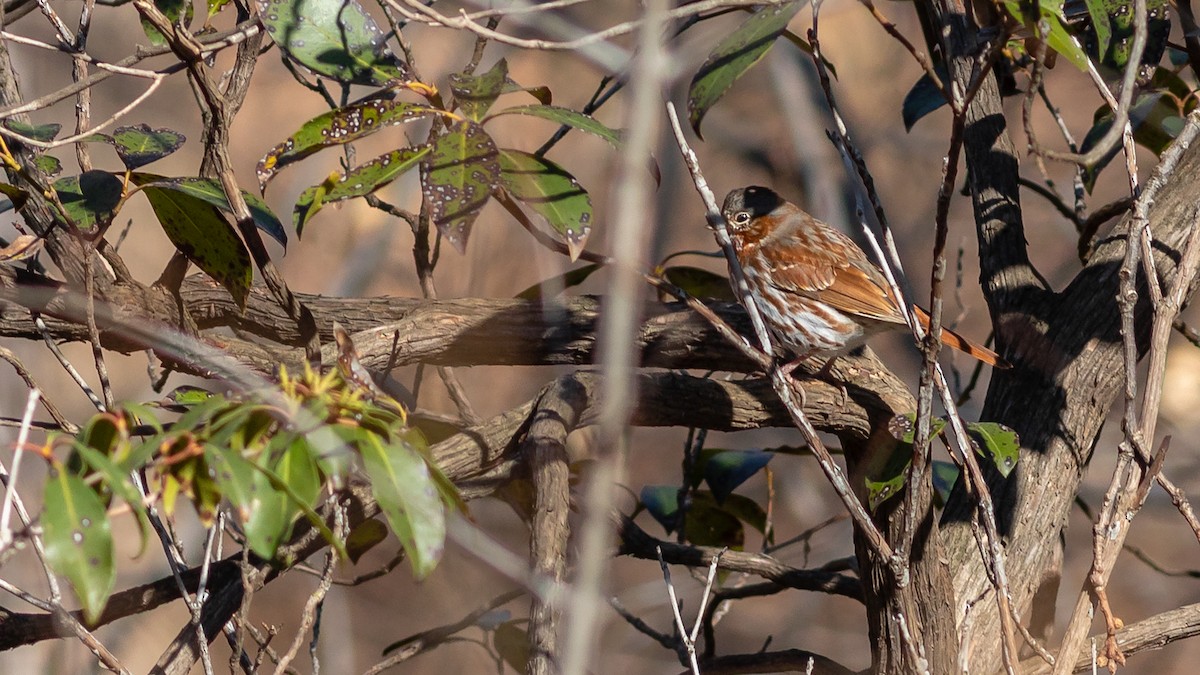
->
[345, 517, 388, 564]
[360, 433, 446, 579]
[2, 120, 61, 144]
[902, 62, 951, 132]
[1002, 1, 1088, 71]
[36, 155, 62, 177]
[449, 59, 509, 122]
[931, 460, 959, 505]
[703, 450, 773, 504]
[207, 0, 232, 19]
[965, 422, 1020, 477]
[1080, 85, 1192, 190]
[293, 145, 429, 236]
[134, 175, 287, 248]
[108, 124, 186, 170]
[1081, 0, 1171, 75]
[516, 263, 603, 300]
[659, 266, 736, 301]
[488, 104, 621, 148]
[205, 446, 258, 523]
[243, 439, 321, 558]
[70, 441, 152, 558]
[142, 184, 252, 309]
[887, 413, 947, 445]
[255, 0, 409, 85]
[42, 464, 115, 624]
[638, 487, 746, 548]
[54, 171, 123, 232]
[865, 444, 912, 511]
[498, 149, 592, 260]
[256, 100, 437, 190]
[687, 2, 803, 137]
[493, 620, 531, 673]
[141, 0, 195, 47]
[501, 79, 551, 105]
[419, 121, 500, 254]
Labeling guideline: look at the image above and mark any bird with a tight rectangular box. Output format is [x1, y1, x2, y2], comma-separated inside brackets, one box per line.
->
[721, 186, 1008, 374]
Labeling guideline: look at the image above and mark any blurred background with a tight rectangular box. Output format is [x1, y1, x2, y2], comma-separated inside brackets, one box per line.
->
[3, 0, 1200, 672]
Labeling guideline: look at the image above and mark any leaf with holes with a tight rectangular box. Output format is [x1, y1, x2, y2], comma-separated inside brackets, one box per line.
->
[54, 171, 123, 232]
[450, 59, 509, 121]
[293, 145, 429, 236]
[256, 100, 437, 190]
[142, 184, 252, 308]
[488, 105, 620, 148]
[135, 175, 287, 248]
[419, 121, 500, 253]
[966, 422, 1020, 477]
[109, 124, 186, 170]
[688, 2, 803, 137]
[141, 0, 195, 46]
[255, 0, 408, 85]
[887, 413, 947, 445]
[42, 465, 115, 624]
[498, 149, 592, 260]
[516, 263, 603, 300]
[359, 432, 446, 578]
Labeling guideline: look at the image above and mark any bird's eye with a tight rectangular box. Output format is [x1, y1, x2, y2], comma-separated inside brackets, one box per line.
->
[733, 211, 751, 225]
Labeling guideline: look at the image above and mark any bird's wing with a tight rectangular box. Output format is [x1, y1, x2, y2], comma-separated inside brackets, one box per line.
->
[762, 225, 905, 324]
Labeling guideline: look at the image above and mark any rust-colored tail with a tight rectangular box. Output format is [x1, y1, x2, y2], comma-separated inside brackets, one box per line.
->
[912, 306, 1010, 369]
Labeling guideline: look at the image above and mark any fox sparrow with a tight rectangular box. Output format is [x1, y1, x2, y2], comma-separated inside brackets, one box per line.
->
[721, 186, 1008, 371]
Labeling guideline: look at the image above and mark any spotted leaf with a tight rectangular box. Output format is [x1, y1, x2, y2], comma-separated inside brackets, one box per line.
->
[965, 422, 1020, 478]
[142, 184, 252, 308]
[498, 149, 592, 260]
[688, 2, 803, 138]
[293, 144, 429, 236]
[419, 121, 500, 253]
[134, 175, 287, 248]
[255, 0, 408, 85]
[42, 464, 115, 624]
[449, 59, 508, 121]
[108, 124, 186, 170]
[256, 100, 437, 190]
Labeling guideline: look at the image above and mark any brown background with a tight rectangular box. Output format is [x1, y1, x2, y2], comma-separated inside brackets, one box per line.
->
[2, 0, 1200, 672]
